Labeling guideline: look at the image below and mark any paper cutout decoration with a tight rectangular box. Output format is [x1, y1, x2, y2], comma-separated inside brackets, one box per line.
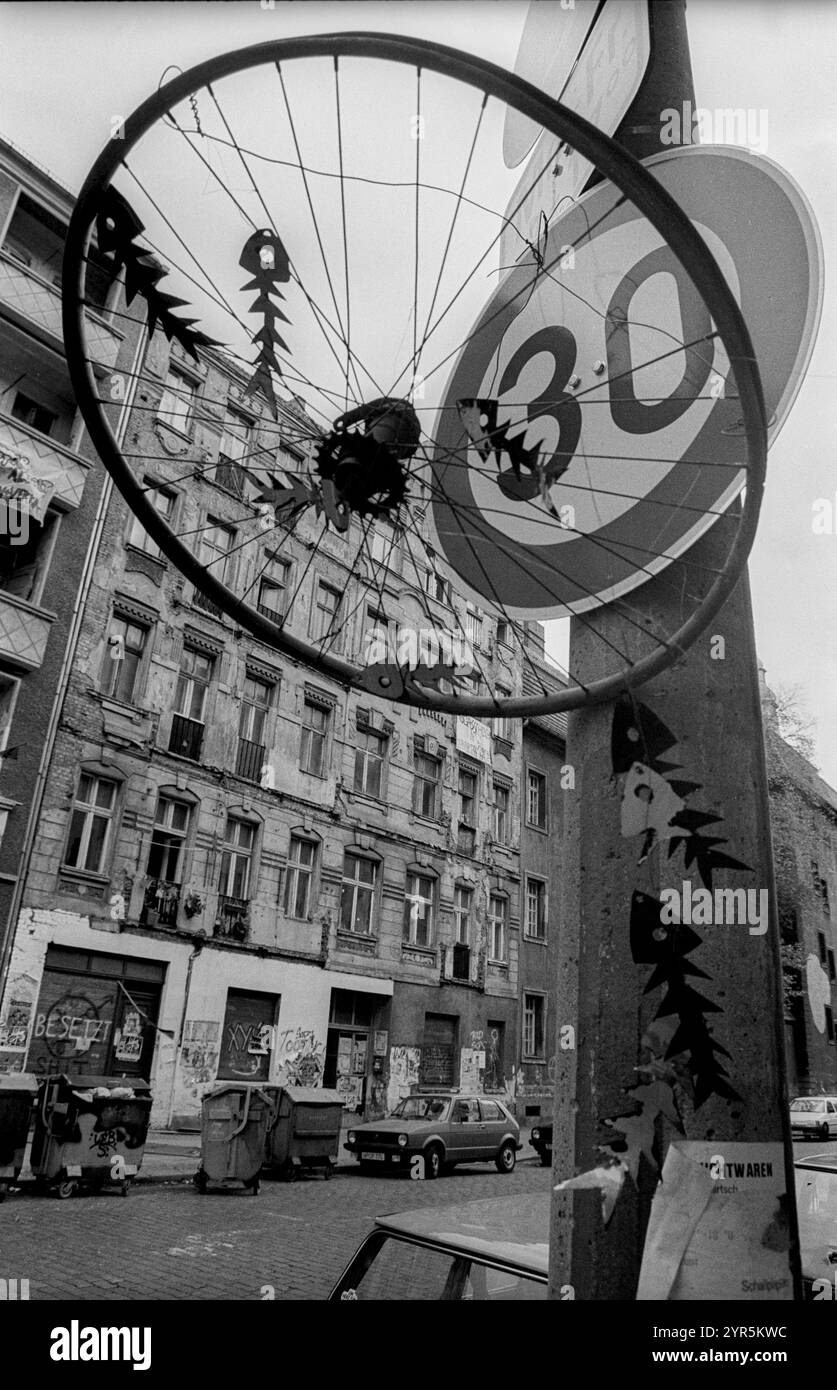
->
[239, 229, 292, 419]
[554, 1162, 627, 1226]
[806, 953, 831, 1033]
[613, 694, 752, 887]
[95, 189, 219, 361]
[631, 889, 739, 1108]
[357, 661, 465, 702]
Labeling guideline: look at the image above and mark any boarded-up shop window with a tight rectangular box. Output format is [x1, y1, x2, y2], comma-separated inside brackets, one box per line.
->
[420, 1013, 456, 1087]
[217, 989, 279, 1081]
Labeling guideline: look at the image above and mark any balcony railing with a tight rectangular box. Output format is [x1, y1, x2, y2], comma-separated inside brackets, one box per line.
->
[215, 456, 247, 498]
[0, 410, 88, 511]
[257, 601, 284, 625]
[0, 590, 53, 673]
[141, 879, 180, 927]
[215, 895, 250, 941]
[0, 250, 121, 369]
[236, 737, 266, 782]
[192, 587, 223, 618]
[169, 713, 204, 760]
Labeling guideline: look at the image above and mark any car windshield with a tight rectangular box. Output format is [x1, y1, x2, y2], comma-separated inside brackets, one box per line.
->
[795, 1165, 837, 1280]
[392, 1097, 449, 1120]
[792, 1099, 826, 1112]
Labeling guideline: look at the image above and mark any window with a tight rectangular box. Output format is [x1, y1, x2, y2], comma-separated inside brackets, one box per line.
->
[170, 647, 213, 758]
[0, 508, 57, 605]
[340, 852, 378, 935]
[146, 796, 190, 882]
[64, 774, 117, 875]
[424, 548, 451, 604]
[126, 481, 176, 558]
[362, 605, 390, 662]
[488, 894, 508, 962]
[404, 872, 435, 948]
[312, 581, 342, 647]
[492, 687, 514, 740]
[11, 390, 57, 437]
[257, 555, 289, 622]
[157, 365, 197, 433]
[458, 765, 477, 826]
[421, 1014, 456, 1087]
[217, 407, 252, 496]
[464, 605, 483, 646]
[199, 519, 235, 583]
[284, 835, 317, 919]
[526, 769, 547, 829]
[300, 699, 330, 776]
[220, 817, 256, 900]
[453, 884, 473, 946]
[829, 949, 836, 984]
[525, 876, 547, 940]
[818, 931, 828, 966]
[174, 647, 212, 722]
[496, 619, 511, 646]
[523, 993, 545, 1058]
[354, 726, 387, 797]
[102, 615, 147, 704]
[493, 782, 510, 845]
[370, 524, 397, 567]
[826, 1005, 835, 1044]
[413, 751, 441, 819]
[237, 675, 272, 780]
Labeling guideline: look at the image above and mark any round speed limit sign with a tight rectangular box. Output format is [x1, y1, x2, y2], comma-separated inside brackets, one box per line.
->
[429, 146, 822, 620]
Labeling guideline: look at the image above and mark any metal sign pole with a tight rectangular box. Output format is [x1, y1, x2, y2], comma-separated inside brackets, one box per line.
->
[549, 0, 802, 1302]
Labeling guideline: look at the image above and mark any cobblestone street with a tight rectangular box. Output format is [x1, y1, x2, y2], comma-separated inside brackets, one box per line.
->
[0, 1160, 552, 1301]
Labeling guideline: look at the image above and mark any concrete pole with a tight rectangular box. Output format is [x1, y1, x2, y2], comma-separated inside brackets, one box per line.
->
[549, 0, 801, 1301]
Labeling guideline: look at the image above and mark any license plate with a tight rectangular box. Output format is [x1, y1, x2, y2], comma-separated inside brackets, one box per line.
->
[361, 1152, 385, 1161]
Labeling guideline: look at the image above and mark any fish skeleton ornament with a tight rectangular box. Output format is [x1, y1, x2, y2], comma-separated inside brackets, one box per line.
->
[240, 229, 292, 419]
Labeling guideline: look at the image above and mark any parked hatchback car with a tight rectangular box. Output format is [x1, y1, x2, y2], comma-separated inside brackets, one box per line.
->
[329, 1192, 550, 1299]
[790, 1096, 837, 1140]
[344, 1094, 521, 1178]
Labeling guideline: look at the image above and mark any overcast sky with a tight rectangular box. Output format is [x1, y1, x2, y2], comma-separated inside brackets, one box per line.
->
[1, 0, 835, 778]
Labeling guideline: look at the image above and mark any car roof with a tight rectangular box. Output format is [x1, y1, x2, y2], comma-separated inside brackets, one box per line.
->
[794, 1154, 837, 1171]
[374, 1193, 551, 1277]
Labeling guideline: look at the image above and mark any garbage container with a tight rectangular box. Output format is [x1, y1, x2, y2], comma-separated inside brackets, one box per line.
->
[0, 1073, 37, 1201]
[264, 1087, 344, 1181]
[195, 1083, 273, 1194]
[31, 1075, 152, 1198]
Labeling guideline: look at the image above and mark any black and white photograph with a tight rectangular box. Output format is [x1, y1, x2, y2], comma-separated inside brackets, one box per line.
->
[0, 0, 835, 1364]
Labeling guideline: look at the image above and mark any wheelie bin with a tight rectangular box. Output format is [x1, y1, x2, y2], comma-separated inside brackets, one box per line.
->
[194, 1083, 273, 1193]
[30, 1074, 152, 1198]
[0, 1073, 37, 1201]
[264, 1086, 344, 1181]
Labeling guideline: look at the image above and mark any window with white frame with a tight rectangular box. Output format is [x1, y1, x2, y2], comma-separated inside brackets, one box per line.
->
[413, 751, 442, 819]
[217, 406, 252, 496]
[464, 605, 483, 646]
[523, 993, 545, 1058]
[493, 781, 510, 845]
[340, 852, 378, 935]
[239, 674, 271, 746]
[453, 884, 473, 946]
[126, 480, 176, 558]
[488, 893, 508, 962]
[370, 523, 396, 567]
[156, 365, 197, 433]
[64, 773, 118, 875]
[492, 686, 514, 740]
[102, 614, 147, 705]
[174, 647, 213, 723]
[284, 835, 317, 919]
[404, 872, 435, 947]
[526, 768, 547, 830]
[312, 580, 342, 648]
[257, 554, 289, 622]
[525, 876, 547, 940]
[300, 699, 330, 776]
[146, 795, 190, 882]
[199, 519, 235, 584]
[354, 726, 387, 798]
[220, 817, 256, 900]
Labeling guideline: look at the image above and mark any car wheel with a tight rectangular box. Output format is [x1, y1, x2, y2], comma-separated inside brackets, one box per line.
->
[56, 1179, 78, 1200]
[495, 1141, 517, 1174]
[424, 1144, 443, 1180]
[818, 1122, 829, 1141]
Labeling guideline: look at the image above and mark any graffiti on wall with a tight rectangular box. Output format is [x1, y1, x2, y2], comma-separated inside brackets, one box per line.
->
[180, 1020, 220, 1088]
[276, 1028, 324, 1088]
[387, 1045, 421, 1111]
[460, 1047, 485, 1093]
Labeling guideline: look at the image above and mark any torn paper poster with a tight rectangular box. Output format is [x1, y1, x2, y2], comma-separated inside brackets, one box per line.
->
[637, 1141, 793, 1300]
[554, 1163, 627, 1225]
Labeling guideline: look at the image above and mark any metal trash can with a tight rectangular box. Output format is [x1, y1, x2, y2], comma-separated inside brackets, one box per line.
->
[0, 1073, 37, 1201]
[195, 1083, 273, 1194]
[264, 1087, 344, 1181]
[31, 1074, 152, 1198]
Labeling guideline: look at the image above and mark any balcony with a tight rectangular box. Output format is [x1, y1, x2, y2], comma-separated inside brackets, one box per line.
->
[168, 713, 204, 760]
[0, 410, 88, 511]
[236, 737, 265, 782]
[140, 879, 180, 928]
[0, 589, 53, 672]
[257, 601, 283, 625]
[215, 895, 250, 942]
[0, 250, 121, 370]
[192, 587, 224, 619]
[215, 456, 247, 499]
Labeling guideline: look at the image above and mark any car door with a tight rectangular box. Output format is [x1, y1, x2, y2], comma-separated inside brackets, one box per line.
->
[828, 1100, 837, 1136]
[478, 1099, 509, 1156]
[449, 1098, 482, 1160]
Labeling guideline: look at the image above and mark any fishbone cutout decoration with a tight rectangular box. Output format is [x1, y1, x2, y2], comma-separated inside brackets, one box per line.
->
[95, 189, 219, 361]
[239, 229, 292, 420]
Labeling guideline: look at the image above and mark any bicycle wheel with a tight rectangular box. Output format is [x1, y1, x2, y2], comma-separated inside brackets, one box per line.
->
[62, 32, 767, 717]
